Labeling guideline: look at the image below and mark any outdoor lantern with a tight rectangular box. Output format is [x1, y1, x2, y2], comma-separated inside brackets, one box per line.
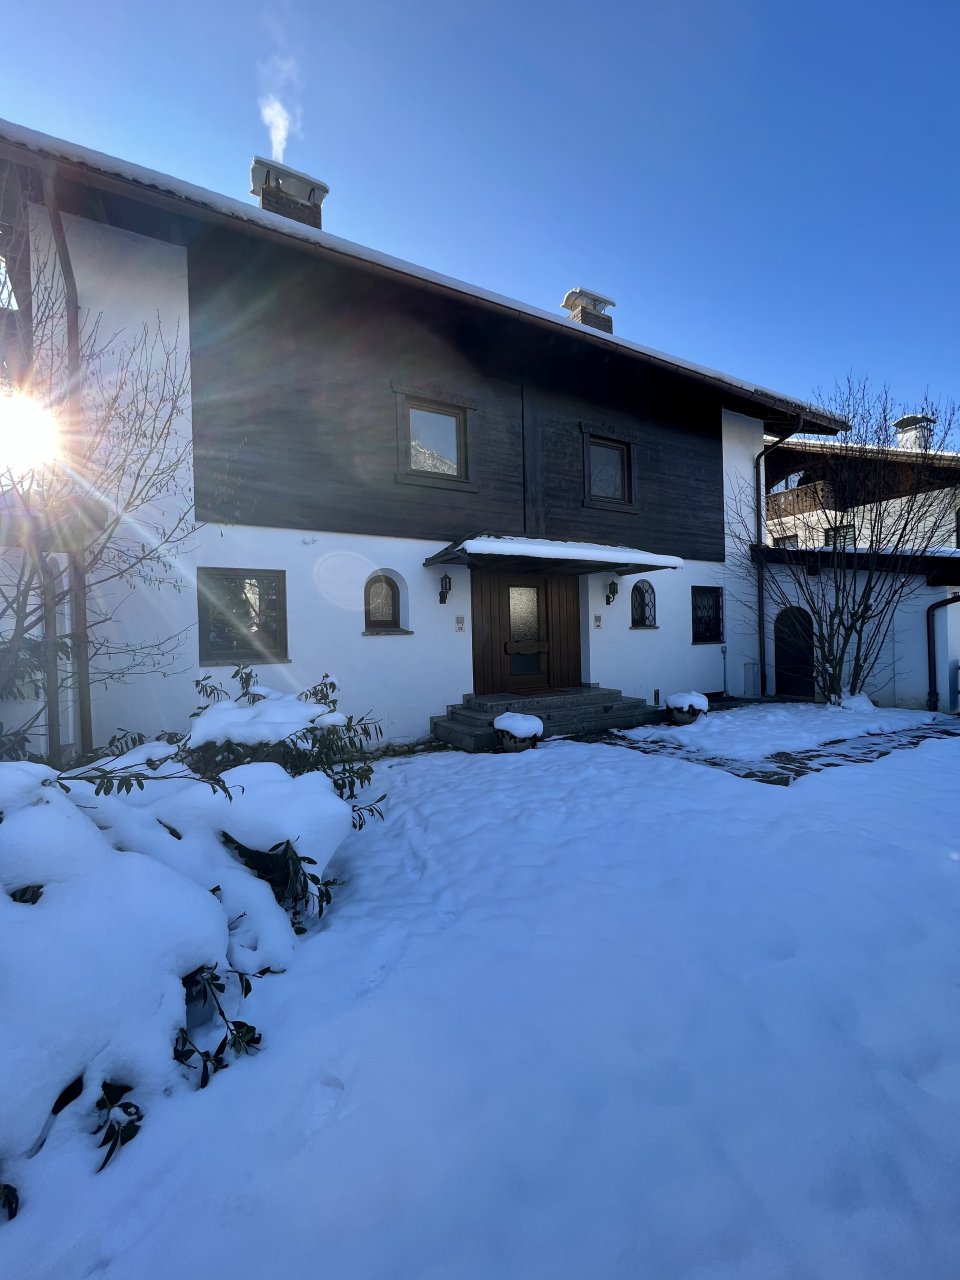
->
[439, 573, 452, 604]
[605, 579, 619, 606]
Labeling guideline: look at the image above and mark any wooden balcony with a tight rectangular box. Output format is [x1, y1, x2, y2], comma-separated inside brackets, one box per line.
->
[766, 481, 834, 520]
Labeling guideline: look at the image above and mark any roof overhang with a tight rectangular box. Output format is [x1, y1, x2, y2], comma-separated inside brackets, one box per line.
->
[0, 118, 845, 434]
[424, 535, 684, 576]
[753, 544, 960, 588]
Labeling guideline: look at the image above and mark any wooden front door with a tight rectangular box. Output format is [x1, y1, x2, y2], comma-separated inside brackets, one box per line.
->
[471, 570, 582, 695]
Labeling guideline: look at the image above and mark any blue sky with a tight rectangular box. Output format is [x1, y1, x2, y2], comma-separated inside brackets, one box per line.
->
[3, 0, 957, 406]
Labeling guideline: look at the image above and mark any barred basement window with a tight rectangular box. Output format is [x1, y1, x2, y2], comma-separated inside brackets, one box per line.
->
[691, 586, 723, 644]
[364, 574, 400, 630]
[198, 568, 287, 663]
[631, 580, 656, 628]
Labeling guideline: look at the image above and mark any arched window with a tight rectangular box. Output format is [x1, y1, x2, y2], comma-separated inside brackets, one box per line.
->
[364, 574, 400, 631]
[631, 580, 656, 629]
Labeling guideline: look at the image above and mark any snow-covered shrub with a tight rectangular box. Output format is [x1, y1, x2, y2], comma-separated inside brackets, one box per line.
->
[0, 670, 380, 1218]
[174, 667, 383, 821]
[665, 691, 709, 714]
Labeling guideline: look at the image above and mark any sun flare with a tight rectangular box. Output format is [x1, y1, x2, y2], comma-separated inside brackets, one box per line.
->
[0, 389, 60, 477]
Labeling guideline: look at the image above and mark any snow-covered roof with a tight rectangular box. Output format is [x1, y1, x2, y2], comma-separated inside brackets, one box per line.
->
[0, 116, 841, 430]
[424, 534, 683, 575]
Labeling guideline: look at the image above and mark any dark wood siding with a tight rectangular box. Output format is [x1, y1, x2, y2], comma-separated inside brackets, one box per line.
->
[189, 232, 525, 541]
[188, 226, 727, 561]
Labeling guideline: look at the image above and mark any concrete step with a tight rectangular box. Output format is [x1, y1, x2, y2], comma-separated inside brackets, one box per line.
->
[431, 701, 665, 753]
[463, 687, 635, 714]
[430, 716, 499, 753]
[447, 695, 648, 728]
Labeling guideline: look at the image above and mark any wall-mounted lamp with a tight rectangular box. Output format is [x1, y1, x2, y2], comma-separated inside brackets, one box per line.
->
[439, 573, 452, 604]
[605, 579, 619, 606]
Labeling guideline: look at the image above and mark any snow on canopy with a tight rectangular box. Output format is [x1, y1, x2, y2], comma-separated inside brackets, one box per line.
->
[451, 535, 683, 571]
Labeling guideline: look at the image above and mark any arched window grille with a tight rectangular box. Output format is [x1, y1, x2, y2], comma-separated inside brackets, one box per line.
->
[631, 580, 656, 628]
[364, 574, 400, 630]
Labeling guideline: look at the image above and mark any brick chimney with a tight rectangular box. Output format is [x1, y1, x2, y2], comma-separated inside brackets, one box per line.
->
[250, 157, 330, 229]
[561, 287, 615, 334]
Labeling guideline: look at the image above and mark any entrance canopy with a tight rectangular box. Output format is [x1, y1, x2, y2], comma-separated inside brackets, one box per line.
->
[424, 534, 683, 576]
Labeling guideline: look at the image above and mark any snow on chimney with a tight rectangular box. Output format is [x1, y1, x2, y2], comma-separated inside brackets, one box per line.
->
[561, 287, 616, 334]
[250, 157, 329, 229]
[893, 414, 936, 452]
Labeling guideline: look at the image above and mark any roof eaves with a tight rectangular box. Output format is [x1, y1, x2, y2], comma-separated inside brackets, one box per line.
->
[0, 117, 838, 431]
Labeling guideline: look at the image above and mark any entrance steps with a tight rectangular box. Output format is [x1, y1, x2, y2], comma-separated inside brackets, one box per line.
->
[431, 686, 663, 753]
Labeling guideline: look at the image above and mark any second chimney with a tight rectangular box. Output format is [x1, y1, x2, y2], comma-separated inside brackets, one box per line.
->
[250, 157, 330, 229]
[561, 287, 616, 334]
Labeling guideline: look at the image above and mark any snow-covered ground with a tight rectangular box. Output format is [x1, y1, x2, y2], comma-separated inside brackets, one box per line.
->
[6, 731, 960, 1279]
[622, 699, 943, 760]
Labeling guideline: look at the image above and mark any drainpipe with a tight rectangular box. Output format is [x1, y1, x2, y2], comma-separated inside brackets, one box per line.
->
[754, 418, 803, 695]
[926, 593, 960, 711]
[41, 173, 94, 758]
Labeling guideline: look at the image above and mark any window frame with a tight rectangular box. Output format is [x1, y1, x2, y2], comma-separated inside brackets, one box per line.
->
[363, 573, 403, 633]
[825, 523, 855, 549]
[630, 579, 657, 629]
[395, 395, 474, 491]
[583, 432, 634, 511]
[197, 567, 289, 665]
[773, 533, 800, 549]
[691, 585, 724, 645]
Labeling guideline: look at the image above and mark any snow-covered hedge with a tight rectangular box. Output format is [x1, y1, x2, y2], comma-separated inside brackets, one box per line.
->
[0, 670, 379, 1220]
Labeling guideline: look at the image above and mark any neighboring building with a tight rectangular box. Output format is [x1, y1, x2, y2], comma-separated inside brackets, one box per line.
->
[760, 430, 960, 708]
[10, 119, 949, 756]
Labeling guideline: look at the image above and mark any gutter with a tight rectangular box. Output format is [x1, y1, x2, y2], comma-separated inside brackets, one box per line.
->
[40, 171, 94, 758]
[926, 594, 960, 711]
[755, 422, 803, 696]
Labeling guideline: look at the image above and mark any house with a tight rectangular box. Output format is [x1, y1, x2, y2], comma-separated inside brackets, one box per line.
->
[0, 119, 884, 756]
[760, 426, 960, 708]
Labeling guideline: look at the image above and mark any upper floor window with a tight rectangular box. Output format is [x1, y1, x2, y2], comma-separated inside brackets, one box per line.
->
[773, 534, 799, 549]
[198, 567, 288, 664]
[364, 573, 400, 631]
[691, 585, 723, 644]
[585, 435, 631, 505]
[399, 398, 468, 483]
[631, 580, 656, 628]
[825, 524, 855, 550]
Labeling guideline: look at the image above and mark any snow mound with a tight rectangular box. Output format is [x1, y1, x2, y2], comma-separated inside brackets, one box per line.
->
[494, 712, 544, 738]
[665, 691, 709, 712]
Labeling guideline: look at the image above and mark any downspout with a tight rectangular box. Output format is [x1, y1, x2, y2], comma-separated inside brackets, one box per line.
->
[926, 593, 960, 711]
[754, 418, 803, 695]
[41, 172, 94, 757]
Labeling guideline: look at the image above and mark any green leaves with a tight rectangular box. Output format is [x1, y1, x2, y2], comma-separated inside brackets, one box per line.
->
[93, 1083, 142, 1173]
[0, 1182, 19, 1222]
[9, 883, 43, 904]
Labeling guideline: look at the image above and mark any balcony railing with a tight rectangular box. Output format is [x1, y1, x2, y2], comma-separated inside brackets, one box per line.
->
[766, 480, 834, 520]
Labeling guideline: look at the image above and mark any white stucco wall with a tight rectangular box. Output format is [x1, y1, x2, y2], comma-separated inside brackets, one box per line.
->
[91, 527, 476, 743]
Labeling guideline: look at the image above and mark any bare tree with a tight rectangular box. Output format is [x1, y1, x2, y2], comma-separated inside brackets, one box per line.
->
[730, 377, 960, 702]
[0, 158, 194, 761]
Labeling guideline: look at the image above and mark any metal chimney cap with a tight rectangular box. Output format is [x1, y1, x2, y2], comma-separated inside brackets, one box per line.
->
[250, 157, 330, 206]
[561, 287, 616, 315]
